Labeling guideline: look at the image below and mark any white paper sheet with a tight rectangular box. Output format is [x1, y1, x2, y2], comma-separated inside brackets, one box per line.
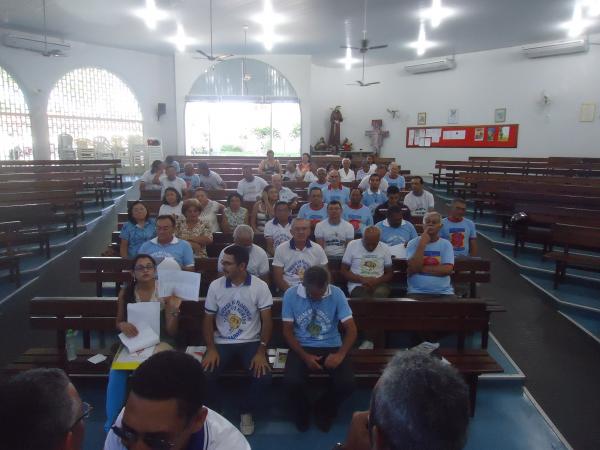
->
[442, 130, 466, 140]
[127, 302, 161, 336]
[88, 354, 107, 364]
[424, 137, 432, 147]
[113, 345, 155, 366]
[158, 269, 201, 301]
[186, 346, 207, 363]
[119, 324, 159, 353]
[389, 244, 408, 259]
[408, 129, 415, 145]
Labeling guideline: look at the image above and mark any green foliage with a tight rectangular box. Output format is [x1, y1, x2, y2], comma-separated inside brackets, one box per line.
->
[220, 144, 243, 153]
[289, 123, 301, 140]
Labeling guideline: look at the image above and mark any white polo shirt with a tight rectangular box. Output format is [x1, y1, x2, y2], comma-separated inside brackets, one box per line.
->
[204, 274, 272, 344]
[197, 170, 224, 190]
[272, 239, 328, 287]
[342, 239, 393, 293]
[314, 219, 355, 257]
[403, 190, 435, 216]
[264, 218, 292, 248]
[237, 176, 268, 202]
[160, 176, 187, 196]
[217, 244, 270, 277]
[340, 168, 356, 182]
[278, 186, 298, 203]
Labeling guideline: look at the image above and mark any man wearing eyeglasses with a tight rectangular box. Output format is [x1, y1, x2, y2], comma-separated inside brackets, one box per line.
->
[105, 351, 250, 450]
[0, 368, 90, 450]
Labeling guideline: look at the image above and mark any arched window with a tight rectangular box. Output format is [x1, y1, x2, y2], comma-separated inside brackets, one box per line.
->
[0, 67, 32, 160]
[185, 58, 301, 157]
[47, 67, 143, 159]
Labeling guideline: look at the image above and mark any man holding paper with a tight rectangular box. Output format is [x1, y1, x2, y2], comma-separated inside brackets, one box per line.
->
[202, 245, 273, 436]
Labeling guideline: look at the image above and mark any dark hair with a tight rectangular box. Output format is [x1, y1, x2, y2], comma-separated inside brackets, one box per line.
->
[227, 192, 243, 206]
[275, 200, 290, 210]
[266, 150, 274, 156]
[165, 156, 175, 164]
[327, 200, 342, 209]
[452, 198, 467, 205]
[124, 254, 157, 308]
[150, 159, 163, 174]
[223, 244, 250, 268]
[387, 185, 401, 195]
[371, 351, 469, 450]
[198, 162, 209, 170]
[127, 201, 150, 224]
[303, 266, 330, 289]
[369, 173, 381, 181]
[130, 351, 206, 421]
[0, 368, 75, 450]
[350, 187, 362, 195]
[156, 214, 176, 227]
[162, 187, 182, 205]
[166, 165, 177, 172]
[309, 186, 323, 194]
[413, 176, 424, 185]
[182, 198, 202, 216]
[302, 152, 311, 161]
[387, 205, 404, 218]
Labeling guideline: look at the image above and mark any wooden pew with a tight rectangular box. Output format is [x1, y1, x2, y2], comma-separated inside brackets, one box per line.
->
[544, 224, 600, 288]
[0, 221, 22, 287]
[10, 296, 502, 414]
[0, 220, 51, 259]
[0, 204, 79, 235]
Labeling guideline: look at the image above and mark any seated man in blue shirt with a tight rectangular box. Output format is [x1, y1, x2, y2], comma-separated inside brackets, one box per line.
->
[343, 187, 374, 237]
[138, 215, 195, 270]
[440, 198, 478, 257]
[362, 174, 387, 213]
[406, 212, 456, 300]
[376, 205, 418, 247]
[282, 266, 357, 433]
[323, 170, 350, 205]
[307, 168, 329, 192]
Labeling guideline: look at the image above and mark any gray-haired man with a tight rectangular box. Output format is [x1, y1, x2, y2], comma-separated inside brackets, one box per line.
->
[218, 224, 269, 282]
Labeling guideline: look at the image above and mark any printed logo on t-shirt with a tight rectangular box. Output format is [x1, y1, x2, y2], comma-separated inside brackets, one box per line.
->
[273, 231, 291, 247]
[346, 214, 362, 231]
[219, 299, 252, 340]
[296, 307, 332, 340]
[448, 227, 466, 251]
[359, 254, 383, 276]
[421, 250, 441, 277]
[288, 259, 311, 281]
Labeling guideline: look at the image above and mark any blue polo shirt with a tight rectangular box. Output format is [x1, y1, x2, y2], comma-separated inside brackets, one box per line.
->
[440, 217, 477, 256]
[375, 219, 418, 246]
[180, 173, 201, 190]
[406, 237, 455, 295]
[298, 203, 328, 226]
[342, 204, 374, 235]
[282, 284, 353, 348]
[138, 236, 194, 267]
[119, 219, 156, 259]
[307, 181, 328, 193]
[362, 189, 387, 212]
[323, 185, 350, 205]
[385, 174, 406, 189]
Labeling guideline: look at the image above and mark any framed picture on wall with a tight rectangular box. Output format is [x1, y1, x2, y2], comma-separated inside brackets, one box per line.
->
[495, 108, 507, 123]
[417, 112, 427, 126]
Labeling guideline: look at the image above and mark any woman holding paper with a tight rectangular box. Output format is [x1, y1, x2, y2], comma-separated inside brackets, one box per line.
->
[104, 254, 182, 432]
[176, 199, 214, 258]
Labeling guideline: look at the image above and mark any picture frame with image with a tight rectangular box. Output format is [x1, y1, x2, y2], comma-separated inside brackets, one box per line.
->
[417, 112, 427, 126]
[495, 108, 507, 123]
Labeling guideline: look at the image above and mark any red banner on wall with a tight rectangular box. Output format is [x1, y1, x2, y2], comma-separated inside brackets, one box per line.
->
[406, 124, 519, 148]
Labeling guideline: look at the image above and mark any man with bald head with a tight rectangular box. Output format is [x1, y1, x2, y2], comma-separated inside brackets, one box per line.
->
[271, 173, 298, 208]
[272, 218, 328, 292]
[323, 170, 351, 205]
[237, 166, 268, 202]
[341, 226, 393, 299]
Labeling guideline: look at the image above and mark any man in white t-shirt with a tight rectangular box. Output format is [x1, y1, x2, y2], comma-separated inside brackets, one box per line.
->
[237, 166, 268, 202]
[160, 165, 188, 197]
[139, 159, 165, 191]
[203, 245, 273, 436]
[217, 225, 269, 281]
[315, 200, 355, 257]
[271, 173, 299, 209]
[403, 176, 435, 216]
[339, 158, 356, 182]
[264, 201, 292, 256]
[272, 218, 328, 291]
[197, 162, 226, 190]
[341, 226, 393, 298]
[104, 351, 251, 450]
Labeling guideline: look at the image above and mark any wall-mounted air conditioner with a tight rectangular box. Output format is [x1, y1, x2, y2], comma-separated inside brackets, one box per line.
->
[3, 33, 70, 57]
[522, 38, 588, 58]
[404, 57, 456, 74]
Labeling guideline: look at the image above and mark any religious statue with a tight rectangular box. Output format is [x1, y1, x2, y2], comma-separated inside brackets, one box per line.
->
[342, 138, 353, 152]
[365, 119, 389, 155]
[315, 137, 328, 152]
[328, 106, 343, 148]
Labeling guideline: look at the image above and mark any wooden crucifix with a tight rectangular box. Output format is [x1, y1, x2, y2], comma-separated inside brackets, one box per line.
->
[365, 119, 389, 155]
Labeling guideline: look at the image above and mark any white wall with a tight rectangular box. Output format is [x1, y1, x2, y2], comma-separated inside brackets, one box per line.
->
[0, 33, 177, 159]
[310, 42, 600, 174]
[174, 53, 312, 155]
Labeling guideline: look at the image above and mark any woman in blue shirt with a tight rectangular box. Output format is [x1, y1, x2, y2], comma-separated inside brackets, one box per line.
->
[119, 201, 156, 259]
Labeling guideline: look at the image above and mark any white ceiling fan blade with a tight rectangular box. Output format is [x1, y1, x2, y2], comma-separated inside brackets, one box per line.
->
[368, 44, 388, 50]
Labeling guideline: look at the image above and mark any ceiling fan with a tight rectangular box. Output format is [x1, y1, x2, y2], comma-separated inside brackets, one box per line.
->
[37, 0, 68, 57]
[340, 0, 388, 54]
[346, 53, 380, 87]
[194, 0, 233, 62]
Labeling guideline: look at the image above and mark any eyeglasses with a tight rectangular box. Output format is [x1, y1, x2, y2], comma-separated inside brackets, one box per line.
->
[70, 402, 93, 429]
[134, 264, 155, 272]
[111, 423, 176, 450]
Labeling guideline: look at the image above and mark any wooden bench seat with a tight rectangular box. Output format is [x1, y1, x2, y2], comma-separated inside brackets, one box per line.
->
[0, 204, 79, 235]
[0, 220, 51, 259]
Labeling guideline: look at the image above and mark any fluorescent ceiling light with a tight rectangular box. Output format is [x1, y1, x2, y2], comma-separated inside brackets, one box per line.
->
[522, 38, 589, 58]
[253, 0, 284, 51]
[583, 0, 600, 17]
[133, 0, 169, 30]
[420, 0, 454, 28]
[408, 22, 435, 56]
[563, 2, 593, 37]
[167, 23, 195, 52]
[340, 47, 361, 70]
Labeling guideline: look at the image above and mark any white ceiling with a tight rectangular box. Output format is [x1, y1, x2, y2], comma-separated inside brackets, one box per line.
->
[1, 0, 599, 66]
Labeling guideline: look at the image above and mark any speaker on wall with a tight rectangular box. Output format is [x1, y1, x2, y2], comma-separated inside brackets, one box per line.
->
[157, 103, 166, 120]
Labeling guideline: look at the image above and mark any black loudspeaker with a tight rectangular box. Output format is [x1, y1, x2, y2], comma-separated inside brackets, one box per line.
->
[157, 103, 166, 120]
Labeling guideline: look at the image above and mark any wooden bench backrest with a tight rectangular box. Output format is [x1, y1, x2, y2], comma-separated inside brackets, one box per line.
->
[551, 224, 600, 251]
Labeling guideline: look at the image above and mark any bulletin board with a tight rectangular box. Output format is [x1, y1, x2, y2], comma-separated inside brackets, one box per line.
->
[406, 124, 519, 148]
